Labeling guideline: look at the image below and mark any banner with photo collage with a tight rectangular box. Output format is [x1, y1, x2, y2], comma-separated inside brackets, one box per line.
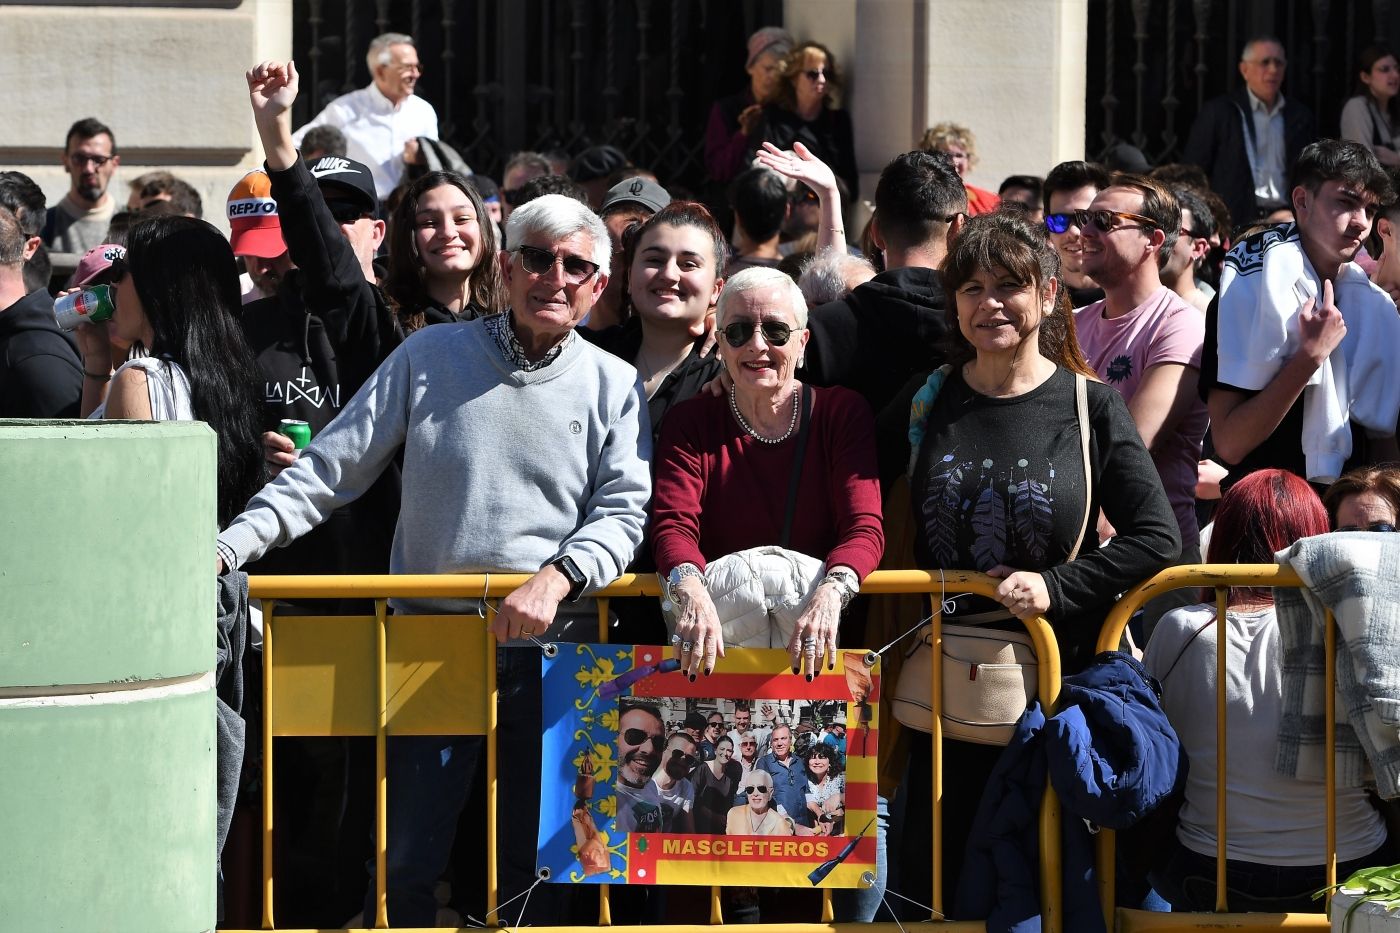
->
[537, 643, 880, 887]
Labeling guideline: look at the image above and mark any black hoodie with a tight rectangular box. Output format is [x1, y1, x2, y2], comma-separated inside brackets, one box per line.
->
[0, 288, 82, 417]
[236, 159, 401, 587]
[801, 265, 950, 414]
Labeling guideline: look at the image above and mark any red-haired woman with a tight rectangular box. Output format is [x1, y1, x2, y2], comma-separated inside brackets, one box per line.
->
[1142, 469, 1395, 911]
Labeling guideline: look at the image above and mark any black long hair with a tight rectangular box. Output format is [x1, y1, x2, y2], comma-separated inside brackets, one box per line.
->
[384, 170, 505, 332]
[126, 215, 266, 527]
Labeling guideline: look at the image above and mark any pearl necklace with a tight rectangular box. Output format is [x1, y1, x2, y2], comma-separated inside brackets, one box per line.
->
[729, 384, 800, 444]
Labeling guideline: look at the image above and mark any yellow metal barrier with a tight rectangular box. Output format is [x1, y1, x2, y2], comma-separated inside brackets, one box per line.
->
[230, 570, 1064, 933]
[1094, 564, 1335, 933]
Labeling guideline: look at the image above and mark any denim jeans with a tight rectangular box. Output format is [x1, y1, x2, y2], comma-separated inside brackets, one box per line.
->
[1150, 836, 1397, 913]
[832, 794, 890, 921]
[364, 647, 567, 927]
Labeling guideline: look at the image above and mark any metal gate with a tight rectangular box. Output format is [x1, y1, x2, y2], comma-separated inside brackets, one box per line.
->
[291, 0, 783, 190]
[1086, 0, 1400, 165]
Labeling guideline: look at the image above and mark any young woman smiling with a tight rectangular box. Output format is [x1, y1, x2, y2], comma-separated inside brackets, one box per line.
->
[582, 200, 728, 443]
[383, 170, 505, 332]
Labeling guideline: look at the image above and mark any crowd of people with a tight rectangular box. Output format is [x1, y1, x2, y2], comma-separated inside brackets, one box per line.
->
[5, 24, 1400, 931]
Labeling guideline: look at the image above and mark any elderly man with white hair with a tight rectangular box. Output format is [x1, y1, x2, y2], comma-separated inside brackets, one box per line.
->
[216, 193, 651, 925]
[292, 32, 439, 198]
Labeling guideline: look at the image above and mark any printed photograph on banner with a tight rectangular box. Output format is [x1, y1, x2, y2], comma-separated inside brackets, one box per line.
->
[537, 643, 880, 887]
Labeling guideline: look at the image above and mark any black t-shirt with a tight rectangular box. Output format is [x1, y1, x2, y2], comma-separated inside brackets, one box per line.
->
[907, 366, 1180, 666]
[1066, 282, 1105, 308]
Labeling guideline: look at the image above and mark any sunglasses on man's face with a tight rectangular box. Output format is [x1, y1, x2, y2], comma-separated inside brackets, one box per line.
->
[621, 728, 665, 751]
[325, 200, 372, 225]
[741, 741, 757, 747]
[516, 244, 600, 285]
[669, 749, 698, 769]
[1337, 522, 1398, 533]
[817, 809, 845, 824]
[743, 785, 771, 795]
[706, 721, 724, 730]
[721, 320, 794, 348]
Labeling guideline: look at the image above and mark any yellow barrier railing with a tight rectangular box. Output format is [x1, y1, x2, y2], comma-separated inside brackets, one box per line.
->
[1095, 564, 1335, 933]
[233, 570, 1063, 933]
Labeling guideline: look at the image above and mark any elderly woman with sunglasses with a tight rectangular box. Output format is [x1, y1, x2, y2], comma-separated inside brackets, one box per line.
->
[726, 769, 795, 836]
[651, 266, 884, 679]
[752, 41, 859, 201]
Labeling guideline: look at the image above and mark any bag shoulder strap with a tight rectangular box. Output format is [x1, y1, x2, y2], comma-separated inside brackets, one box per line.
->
[906, 363, 955, 478]
[779, 384, 815, 549]
[1065, 373, 1092, 562]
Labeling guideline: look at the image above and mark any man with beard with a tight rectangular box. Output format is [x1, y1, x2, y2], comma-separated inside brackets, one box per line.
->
[650, 732, 699, 833]
[43, 118, 121, 257]
[615, 704, 667, 833]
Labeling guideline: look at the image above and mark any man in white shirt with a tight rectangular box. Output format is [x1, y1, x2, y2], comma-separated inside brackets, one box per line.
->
[292, 32, 438, 199]
[1183, 37, 1316, 228]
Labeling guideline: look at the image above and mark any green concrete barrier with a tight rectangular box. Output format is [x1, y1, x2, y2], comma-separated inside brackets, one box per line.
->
[0, 420, 218, 932]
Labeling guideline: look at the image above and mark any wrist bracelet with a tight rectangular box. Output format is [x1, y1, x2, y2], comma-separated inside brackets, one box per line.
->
[84, 370, 112, 382]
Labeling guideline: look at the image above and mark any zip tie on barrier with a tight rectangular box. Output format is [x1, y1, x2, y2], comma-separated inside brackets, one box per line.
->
[477, 573, 491, 618]
[871, 569, 975, 663]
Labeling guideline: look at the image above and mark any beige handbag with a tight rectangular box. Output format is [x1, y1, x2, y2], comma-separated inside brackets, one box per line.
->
[891, 372, 1091, 745]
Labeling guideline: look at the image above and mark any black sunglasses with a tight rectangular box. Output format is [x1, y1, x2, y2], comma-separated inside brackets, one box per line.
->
[817, 810, 845, 824]
[803, 68, 828, 81]
[517, 244, 600, 285]
[325, 200, 372, 225]
[742, 785, 771, 794]
[1337, 522, 1398, 533]
[621, 728, 665, 751]
[790, 187, 819, 205]
[669, 749, 698, 769]
[721, 320, 794, 348]
[705, 721, 724, 730]
[1074, 208, 1158, 233]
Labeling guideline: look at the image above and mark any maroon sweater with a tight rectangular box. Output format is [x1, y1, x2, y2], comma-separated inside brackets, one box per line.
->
[652, 385, 884, 578]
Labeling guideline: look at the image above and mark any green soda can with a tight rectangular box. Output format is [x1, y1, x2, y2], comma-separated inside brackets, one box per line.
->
[278, 419, 312, 450]
[54, 285, 116, 331]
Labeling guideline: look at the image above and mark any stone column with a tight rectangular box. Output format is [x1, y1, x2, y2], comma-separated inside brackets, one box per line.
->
[784, 0, 1088, 216]
[0, 0, 293, 241]
[0, 421, 219, 931]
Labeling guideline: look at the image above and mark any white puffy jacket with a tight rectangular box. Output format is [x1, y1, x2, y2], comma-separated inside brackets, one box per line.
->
[665, 546, 824, 648]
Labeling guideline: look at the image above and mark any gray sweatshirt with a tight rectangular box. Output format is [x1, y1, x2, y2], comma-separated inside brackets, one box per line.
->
[217, 318, 652, 607]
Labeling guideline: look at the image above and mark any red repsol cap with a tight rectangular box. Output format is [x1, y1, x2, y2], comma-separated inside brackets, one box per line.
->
[226, 170, 286, 259]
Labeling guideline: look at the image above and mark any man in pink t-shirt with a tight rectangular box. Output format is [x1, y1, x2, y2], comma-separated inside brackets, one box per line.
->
[1075, 175, 1208, 629]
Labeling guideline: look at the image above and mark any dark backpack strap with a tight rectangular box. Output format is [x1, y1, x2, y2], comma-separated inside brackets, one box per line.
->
[779, 385, 815, 549]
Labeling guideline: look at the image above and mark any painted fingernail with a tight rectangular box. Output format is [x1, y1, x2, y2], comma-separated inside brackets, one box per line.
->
[805, 673, 813, 683]
[828, 662, 835, 671]
[689, 673, 696, 683]
[704, 668, 712, 677]
[792, 666, 800, 675]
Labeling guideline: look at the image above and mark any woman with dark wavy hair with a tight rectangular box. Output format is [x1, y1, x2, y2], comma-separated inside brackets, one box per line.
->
[383, 170, 505, 333]
[896, 210, 1178, 916]
[76, 215, 264, 526]
[1341, 45, 1400, 167]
